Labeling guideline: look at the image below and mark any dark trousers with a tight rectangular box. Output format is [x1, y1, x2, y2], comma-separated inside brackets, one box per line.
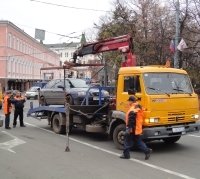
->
[123, 133, 149, 157]
[5, 114, 10, 128]
[13, 109, 24, 126]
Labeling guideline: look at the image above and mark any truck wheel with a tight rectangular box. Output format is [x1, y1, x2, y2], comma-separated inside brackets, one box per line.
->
[52, 114, 65, 134]
[162, 136, 181, 144]
[113, 124, 126, 150]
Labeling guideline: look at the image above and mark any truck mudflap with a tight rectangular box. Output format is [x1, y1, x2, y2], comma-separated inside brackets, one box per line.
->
[141, 122, 200, 139]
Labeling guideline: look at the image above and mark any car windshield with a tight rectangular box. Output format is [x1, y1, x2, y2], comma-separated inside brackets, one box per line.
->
[29, 87, 38, 92]
[143, 72, 193, 95]
[66, 79, 89, 88]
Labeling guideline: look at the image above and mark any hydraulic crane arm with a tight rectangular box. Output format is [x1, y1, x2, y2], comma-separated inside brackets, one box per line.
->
[71, 34, 136, 67]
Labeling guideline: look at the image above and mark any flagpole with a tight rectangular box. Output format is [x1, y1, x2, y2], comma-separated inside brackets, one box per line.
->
[174, 0, 180, 68]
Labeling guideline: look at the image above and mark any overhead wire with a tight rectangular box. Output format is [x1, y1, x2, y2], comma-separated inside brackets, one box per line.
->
[30, 0, 111, 12]
[14, 22, 95, 40]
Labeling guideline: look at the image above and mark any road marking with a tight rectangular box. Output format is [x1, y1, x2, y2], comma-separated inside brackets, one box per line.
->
[188, 134, 200, 138]
[0, 131, 26, 153]
[24, 122, 196, 179]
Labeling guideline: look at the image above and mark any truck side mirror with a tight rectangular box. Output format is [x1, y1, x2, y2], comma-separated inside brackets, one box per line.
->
[128, 88, 136, 95]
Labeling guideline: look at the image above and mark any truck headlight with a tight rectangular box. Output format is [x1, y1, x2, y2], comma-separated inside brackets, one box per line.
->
[191, 114, 199, 119]
[77, 92, 86, 96]
[149, 117, 159, 123]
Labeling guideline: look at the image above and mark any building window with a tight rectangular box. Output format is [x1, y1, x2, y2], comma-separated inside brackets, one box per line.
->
[13, 36, 15, 49]
[20, 40, 22, 52]
[23, 43, 25, 53]
[60, 53, 62, 57]
[16, 61, 18, 74]
[26, 44, 28, 54]
[8, 34, 12, 48]
[16, 38, 19, 50]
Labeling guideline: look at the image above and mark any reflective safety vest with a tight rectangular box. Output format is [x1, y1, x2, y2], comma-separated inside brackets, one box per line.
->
[3, 95, 12, 114]
[125, 103, 144, 135]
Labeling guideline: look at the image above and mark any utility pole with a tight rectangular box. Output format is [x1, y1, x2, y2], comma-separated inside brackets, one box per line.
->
[174, 0, 180, 68]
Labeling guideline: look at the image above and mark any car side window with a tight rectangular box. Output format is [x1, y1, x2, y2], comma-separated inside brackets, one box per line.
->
[46, 80, 56, 89]
[55, 82, 62, 88]
[52, 80, 61, 88]
[61, 80, 70, 88]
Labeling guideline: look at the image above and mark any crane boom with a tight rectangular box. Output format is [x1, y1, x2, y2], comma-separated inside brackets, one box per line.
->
[71, 34, 136, 67]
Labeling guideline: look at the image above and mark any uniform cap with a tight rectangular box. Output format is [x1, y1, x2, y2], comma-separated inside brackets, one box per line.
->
[127, 96, 136, 102]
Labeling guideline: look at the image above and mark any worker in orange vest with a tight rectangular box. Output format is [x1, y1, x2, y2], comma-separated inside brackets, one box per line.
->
[3, 91, 17, 129]
[120, 96, 152, 160]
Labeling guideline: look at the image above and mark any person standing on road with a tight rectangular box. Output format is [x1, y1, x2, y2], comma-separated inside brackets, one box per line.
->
[120, 96, 152, 160]
[3, 91, 16, 129]
[13, 91, 26, 128]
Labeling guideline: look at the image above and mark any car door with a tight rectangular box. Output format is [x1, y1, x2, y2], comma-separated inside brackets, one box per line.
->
[43, 80, 56, 104]
[53, 80, 65, 104]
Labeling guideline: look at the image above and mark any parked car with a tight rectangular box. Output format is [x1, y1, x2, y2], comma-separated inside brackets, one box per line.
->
[39, 78, 110, 105]
[25, 86, 41, 100]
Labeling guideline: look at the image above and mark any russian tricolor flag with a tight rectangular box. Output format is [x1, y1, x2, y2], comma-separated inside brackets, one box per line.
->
[169, 40, 175, 53]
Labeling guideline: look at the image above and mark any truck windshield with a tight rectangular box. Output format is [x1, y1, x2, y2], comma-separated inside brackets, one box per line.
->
[143, 73, 193, 95]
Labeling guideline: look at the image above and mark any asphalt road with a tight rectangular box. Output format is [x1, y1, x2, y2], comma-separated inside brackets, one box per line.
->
[0, 99, 200, 179]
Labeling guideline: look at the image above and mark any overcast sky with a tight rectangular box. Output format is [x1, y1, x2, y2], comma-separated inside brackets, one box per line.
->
[0, 0, 112, 44]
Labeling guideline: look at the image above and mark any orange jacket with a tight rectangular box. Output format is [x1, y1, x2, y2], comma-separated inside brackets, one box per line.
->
[125, 103, 144, 135]
[3, 95, 12, 114]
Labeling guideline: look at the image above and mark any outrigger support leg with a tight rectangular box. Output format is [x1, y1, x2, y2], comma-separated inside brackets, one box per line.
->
[65, 103, 70, 152]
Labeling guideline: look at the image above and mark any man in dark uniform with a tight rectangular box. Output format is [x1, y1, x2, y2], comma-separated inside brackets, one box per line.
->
[120, 96, 152, 160]
[13, 91, 26, 128]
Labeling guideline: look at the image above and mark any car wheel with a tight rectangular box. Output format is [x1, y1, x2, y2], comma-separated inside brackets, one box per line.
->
[34, 95, 38, 100]
[0, 105, 2, 110]
[40, 96, 47, 106]
[66, 95, 74, 105]
[26, 98, 30, 100]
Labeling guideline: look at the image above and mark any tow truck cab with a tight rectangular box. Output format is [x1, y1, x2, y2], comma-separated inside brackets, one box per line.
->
[110, 66, 200, 148]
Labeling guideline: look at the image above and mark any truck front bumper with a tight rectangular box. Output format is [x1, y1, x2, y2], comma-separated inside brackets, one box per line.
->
[141, 122, 200, 140]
